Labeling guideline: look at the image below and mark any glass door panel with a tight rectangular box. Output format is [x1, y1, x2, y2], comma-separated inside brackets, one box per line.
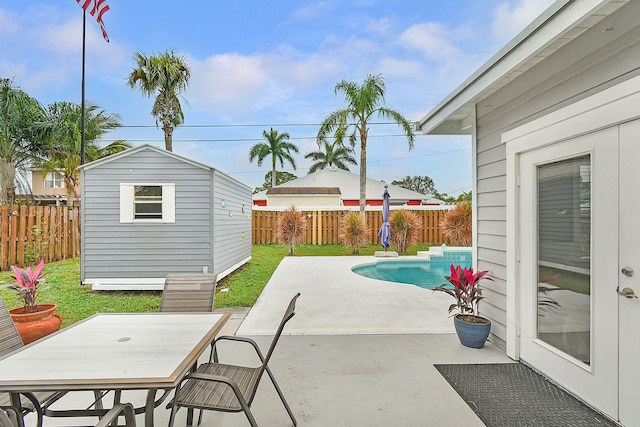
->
[536, 155, 591, 364]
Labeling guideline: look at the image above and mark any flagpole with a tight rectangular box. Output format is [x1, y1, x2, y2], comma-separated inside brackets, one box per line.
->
[80, 10, 86, 165]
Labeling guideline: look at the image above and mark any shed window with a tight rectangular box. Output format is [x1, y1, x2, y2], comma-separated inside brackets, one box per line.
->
[44, 172, 65, 189]
[120, 183, 175, 223]
[134, 185, 163, 219]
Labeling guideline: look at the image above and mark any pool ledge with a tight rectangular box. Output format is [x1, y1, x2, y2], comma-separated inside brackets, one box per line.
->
[374, 251, 399, 257]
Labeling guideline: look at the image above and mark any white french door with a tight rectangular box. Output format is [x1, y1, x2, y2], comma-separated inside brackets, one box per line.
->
[518, 127, 619, 418]
[618, 120, 640, 427]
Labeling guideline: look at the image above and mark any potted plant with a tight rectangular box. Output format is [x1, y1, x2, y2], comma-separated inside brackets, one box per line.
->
[3, 259, 61, 344]
[433, 264, 493, 348]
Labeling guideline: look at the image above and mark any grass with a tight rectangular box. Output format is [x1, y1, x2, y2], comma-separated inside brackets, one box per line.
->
[0, 243, 432, 328]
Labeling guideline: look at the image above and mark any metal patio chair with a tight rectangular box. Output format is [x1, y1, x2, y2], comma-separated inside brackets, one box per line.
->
[95, 403, 137, 427]
[0, 406, 19, 427]
[0, 297, 67, 427]
[167, 293, 300, 427]
[160, 273, 218, 312]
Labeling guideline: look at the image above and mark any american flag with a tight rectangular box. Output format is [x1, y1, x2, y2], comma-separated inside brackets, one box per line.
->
[76, 0, 110, 42]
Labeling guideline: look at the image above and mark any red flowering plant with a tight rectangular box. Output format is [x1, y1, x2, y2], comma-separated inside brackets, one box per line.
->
[3, 259, 51, 313]
[433, 264, 493, 322]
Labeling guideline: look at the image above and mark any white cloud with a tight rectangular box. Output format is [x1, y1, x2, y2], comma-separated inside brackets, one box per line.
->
[492, 0, 555, 41]
[399, 22, 463, 62]
[291, 2, 332, 21]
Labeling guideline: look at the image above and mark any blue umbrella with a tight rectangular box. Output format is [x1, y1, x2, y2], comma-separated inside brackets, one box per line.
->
[378, 186, 391, 249]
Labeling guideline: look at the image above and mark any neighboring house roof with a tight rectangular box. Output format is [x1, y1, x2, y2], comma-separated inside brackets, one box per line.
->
[417, 0, 628, 135]
[253, 167, 443, 205]
[266, 187, 341, 195]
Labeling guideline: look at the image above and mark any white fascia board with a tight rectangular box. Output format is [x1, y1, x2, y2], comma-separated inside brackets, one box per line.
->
[418, 0, 616, 135]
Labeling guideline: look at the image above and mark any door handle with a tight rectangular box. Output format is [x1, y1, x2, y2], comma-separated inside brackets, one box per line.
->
[616, 286, 638, 299]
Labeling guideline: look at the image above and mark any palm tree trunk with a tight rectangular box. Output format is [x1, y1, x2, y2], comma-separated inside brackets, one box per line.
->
[359, 131, 367, 214]
[271, 157, 277, 188]
[163, 123, 173, 152]
[0, 159, 15, 205]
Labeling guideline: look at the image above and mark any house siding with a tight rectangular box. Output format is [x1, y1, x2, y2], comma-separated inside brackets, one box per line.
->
[474, 4, 640, 348]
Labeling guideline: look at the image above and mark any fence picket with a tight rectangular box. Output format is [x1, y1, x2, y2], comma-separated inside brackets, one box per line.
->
[251, 208, 450, 245]
[0, 205, 80, 270]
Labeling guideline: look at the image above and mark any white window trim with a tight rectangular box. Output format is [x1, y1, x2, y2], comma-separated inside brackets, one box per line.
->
[44, 172, 65, 189]
[120, 183, 175, 223]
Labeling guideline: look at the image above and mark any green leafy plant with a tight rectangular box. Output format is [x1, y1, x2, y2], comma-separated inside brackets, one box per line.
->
[339, 212, 370, 254]
[440, 201, 472, 246]
[276, 205, 308, 255]
[433, 264, 492, 320]
[389, 210, 422, 254]
[3, 259, 50, 313]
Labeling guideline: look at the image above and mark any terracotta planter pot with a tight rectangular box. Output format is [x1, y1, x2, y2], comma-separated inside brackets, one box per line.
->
[10, 304, 62, 344]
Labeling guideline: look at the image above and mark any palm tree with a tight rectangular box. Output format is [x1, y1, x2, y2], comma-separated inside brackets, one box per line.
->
[127, 50, 191, 152]
[34, 101, 130, 204]
[317, 74, 415, 213]
[304, 140, 357, 173]
[0, 78, 46, 204]
[249, 128, 299, 188]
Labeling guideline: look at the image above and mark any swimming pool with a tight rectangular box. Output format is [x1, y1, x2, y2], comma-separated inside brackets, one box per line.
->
[352, 249, 472, 290]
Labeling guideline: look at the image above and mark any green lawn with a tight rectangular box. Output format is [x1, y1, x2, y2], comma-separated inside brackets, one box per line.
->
[0, 243, 431, 328]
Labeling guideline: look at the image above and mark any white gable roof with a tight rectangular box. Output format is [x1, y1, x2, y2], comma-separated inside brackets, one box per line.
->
[253, 167, 443, 204]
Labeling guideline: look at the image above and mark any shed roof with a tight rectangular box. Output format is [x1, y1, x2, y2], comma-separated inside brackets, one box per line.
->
[79, 144, 251, 190]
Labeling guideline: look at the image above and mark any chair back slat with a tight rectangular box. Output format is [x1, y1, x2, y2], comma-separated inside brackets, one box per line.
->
[160, 273, 217, 312]
[261, 292, 300, 369]
[0, 297, 24, 358]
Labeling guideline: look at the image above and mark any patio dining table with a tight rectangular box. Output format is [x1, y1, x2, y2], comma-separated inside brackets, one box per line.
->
[0, 312, 230, 427]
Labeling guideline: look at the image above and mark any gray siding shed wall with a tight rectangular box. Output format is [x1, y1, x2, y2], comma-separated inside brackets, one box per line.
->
[473, 4, 640, 348]
[212, 170, 253, 277]
[81, 147, 252, 285]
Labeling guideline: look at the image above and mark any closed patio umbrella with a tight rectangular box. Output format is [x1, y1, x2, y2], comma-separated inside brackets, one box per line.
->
[378, 186, 391, 249]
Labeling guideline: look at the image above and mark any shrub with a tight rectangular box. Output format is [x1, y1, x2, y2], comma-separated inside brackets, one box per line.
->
[440, 201, 472, 246]
[276, 205, 308, 255]
[339, 212, 370, 254]
[390, 210, 422, 254]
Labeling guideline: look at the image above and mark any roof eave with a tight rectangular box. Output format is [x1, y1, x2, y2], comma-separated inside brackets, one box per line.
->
[418, 0, 623, 135]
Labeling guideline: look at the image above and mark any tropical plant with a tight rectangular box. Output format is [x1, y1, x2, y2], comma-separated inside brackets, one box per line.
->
[249, 128, 299, 188]
[32, 102, 130, 205]
[440, 201, 472, 246]
[0, 78, 47, 204]
[253, 171, 298, 193]
[389, 210, 422, 254]
[305, 140, 357, 173]
[339, 212, 370, 254]
[433, 264, 492, 319]
[127, 50, 191, 152]
[391, 175, 436, 196]
[2, 259, 50, 313]
[276, 205, 308, 255]
[317, 74, 415, 213]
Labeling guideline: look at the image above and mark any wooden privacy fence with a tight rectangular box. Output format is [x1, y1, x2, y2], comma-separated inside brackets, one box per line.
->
[0, 205, 80, 270]
[252, 208, 450, 245]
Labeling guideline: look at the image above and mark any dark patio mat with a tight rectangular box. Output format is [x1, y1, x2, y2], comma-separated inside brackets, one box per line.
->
[434, 363, 619, 427]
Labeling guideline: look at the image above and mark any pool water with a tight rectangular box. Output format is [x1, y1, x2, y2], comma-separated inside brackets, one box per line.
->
[352, 259, 472, 290]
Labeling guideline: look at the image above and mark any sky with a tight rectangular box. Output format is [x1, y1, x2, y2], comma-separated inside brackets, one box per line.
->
[0, 0, 555, 195]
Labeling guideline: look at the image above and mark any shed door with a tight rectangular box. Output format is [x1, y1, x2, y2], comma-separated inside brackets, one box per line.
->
[518, 127, 619, 418]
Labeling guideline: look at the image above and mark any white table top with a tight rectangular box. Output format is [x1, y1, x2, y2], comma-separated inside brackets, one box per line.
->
[0, 312, 230, 392]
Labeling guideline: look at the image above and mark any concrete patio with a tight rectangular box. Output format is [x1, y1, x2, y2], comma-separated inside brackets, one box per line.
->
[31, 256, 513, 426]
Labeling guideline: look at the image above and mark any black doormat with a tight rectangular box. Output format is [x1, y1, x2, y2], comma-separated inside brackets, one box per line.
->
[435, 363, 619, 427]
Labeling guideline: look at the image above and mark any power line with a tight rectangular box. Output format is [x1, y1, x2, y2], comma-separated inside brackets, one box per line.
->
[119, 121, 412, 129]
